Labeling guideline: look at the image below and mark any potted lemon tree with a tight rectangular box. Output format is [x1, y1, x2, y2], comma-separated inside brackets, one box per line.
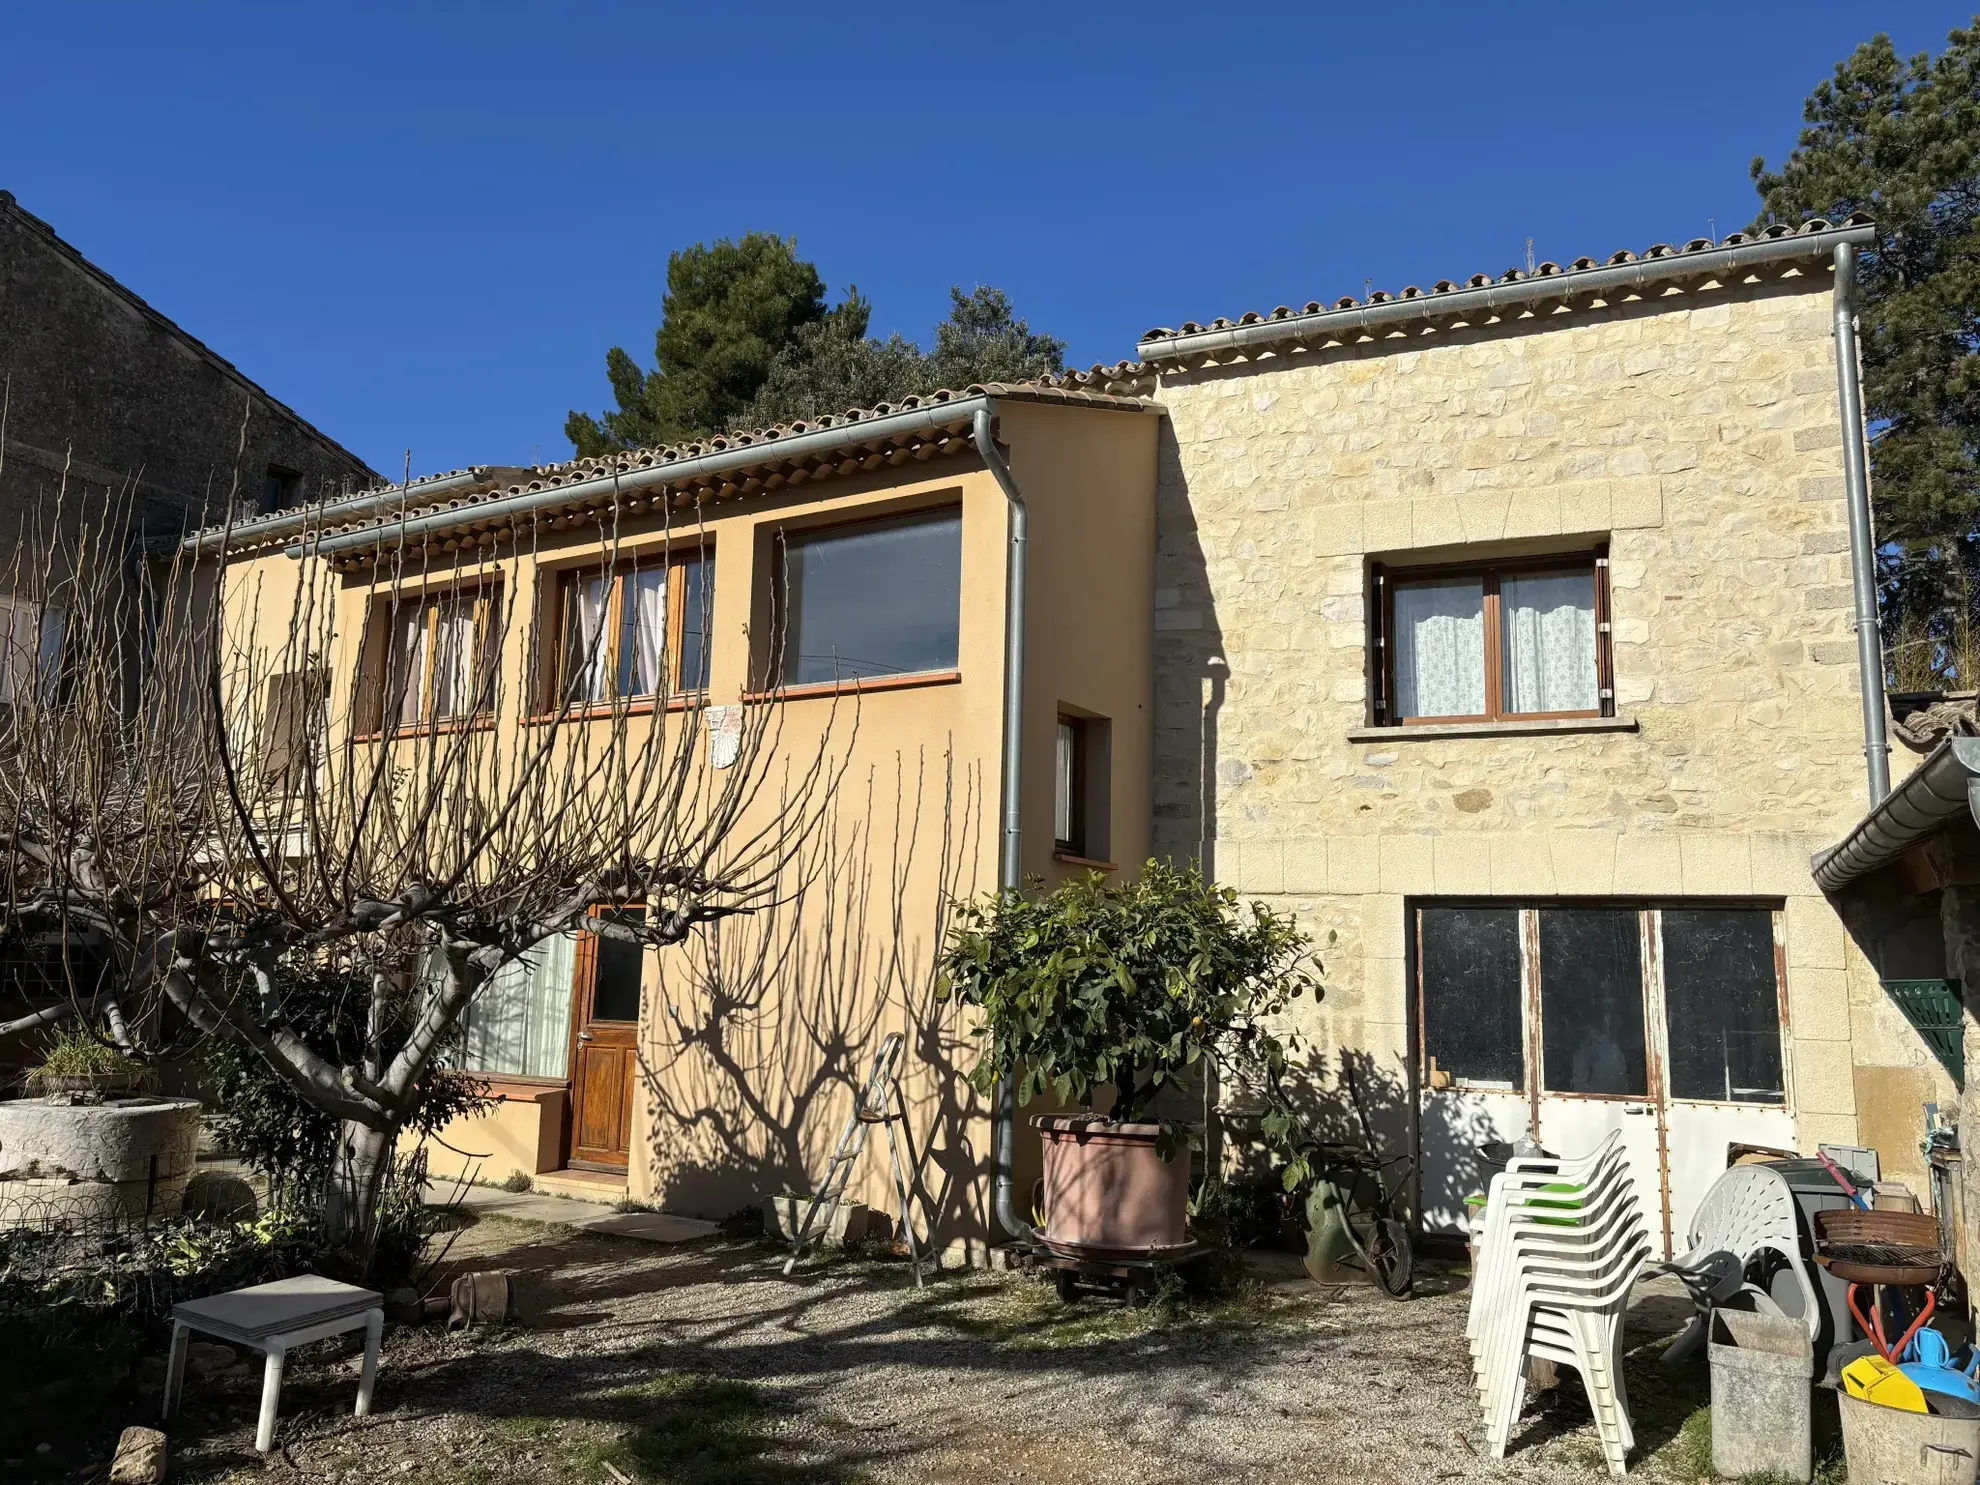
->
[940, 861, 1320, 1256]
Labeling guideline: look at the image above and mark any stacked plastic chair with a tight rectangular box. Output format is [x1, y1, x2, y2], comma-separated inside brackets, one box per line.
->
[1656, 1163, 1821, 1363]
[1466, 1131, 1652, 1477]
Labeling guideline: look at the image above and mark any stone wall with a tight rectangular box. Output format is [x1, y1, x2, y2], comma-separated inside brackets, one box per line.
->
[1150, 264, 1950, 1186]
[0, 189, 373, 547]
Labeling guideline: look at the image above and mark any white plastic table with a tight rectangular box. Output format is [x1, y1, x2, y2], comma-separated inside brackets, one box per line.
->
[162, 1274, 384, 1451]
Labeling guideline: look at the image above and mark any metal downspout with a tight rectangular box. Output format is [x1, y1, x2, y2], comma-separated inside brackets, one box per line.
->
[971, 404, 1040, 1245]
[1835, 240, 1890, 804]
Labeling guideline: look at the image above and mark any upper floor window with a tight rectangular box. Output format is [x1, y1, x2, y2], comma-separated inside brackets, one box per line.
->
[363, 586, 500, 733]
[1370, 551, 1612, 725]
[263, 465, 302, 513]
[0, 598, 65, 705]
[551, 549, 712, 708]
[776, 509, 961, 686]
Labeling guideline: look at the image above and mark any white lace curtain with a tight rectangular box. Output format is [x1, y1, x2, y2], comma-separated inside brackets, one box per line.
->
[429, 600, 481, 719]
[448, 934, 578, 1080]
[1394, 578, 1485, 718]
[1502, 572, 1597, 713]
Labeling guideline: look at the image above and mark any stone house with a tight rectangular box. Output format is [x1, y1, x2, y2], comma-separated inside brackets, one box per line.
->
[0, 189, 373, 1044]
[0, 189, 374, 544]
[1136, 212, 1941, 1255]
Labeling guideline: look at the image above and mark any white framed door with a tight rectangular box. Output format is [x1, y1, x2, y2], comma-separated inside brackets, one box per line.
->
[1414, 900, 1796, 1260]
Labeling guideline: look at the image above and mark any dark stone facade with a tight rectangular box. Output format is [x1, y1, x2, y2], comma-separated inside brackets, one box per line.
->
[0, 189, 375, 545]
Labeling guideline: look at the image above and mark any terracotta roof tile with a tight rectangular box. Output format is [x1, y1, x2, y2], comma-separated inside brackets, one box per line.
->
[1139, 215, 1874, 354]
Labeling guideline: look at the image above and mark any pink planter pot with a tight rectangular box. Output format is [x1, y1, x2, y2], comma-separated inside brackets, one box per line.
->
[1034, 1116, 1191, 1254]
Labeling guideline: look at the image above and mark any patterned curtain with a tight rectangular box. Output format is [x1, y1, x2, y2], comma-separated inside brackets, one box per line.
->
[1502, 572, 1597, 713]
[1394, 578, 1486, 717]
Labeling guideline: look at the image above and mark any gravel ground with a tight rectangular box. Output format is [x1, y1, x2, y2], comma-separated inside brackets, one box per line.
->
[51, 1213, 1729, 1484]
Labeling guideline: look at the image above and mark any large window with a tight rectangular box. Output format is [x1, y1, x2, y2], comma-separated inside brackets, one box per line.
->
[445, 936, 577, 1080]
[776, 509, 962, 686]
[1417, 902, 1785, 1105]
[1372, 553, 1612, 724]
[550, 549, 712, 707]
[366, 586, 500, 732]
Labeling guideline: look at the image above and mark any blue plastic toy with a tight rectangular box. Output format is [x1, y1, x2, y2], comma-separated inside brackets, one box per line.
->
[1899, 1329, 1980, 1404]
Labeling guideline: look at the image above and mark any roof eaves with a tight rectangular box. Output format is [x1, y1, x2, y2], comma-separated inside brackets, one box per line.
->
[1811, 736, 1980, 893]
[1138, 214, 1877, 368]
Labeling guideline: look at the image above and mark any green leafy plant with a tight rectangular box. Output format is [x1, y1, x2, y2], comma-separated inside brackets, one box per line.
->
[938, 861, 1321, 1185]
[28, 1023, 138, 1082]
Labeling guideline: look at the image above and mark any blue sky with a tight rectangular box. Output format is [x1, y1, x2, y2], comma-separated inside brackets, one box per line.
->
[2, 3, 1968, 480]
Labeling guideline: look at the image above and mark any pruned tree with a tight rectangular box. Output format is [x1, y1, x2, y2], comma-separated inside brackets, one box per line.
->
[0, 476, 843, 1259]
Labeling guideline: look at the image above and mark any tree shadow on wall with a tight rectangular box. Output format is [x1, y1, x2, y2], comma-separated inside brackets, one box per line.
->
[1221, 1046, 1506, 1240]
[633, 743, 992, 1250]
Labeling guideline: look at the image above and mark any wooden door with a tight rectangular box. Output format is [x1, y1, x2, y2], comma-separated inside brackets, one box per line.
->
[567, 907, 645, 1171]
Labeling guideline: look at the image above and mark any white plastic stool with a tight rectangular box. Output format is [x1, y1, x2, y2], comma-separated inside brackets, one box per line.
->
[162, 1274, 384, 1451]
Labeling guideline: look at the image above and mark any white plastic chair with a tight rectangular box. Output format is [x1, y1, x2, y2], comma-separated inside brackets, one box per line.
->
[1466, 1132, 1648, 1477]
[1656, 1163, 1820, 1363]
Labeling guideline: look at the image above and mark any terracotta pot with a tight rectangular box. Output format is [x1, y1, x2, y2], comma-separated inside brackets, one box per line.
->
[1034, 1116, 1190, 1254]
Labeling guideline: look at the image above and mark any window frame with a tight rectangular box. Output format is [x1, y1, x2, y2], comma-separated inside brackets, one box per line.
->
[766, 504, 965, 695]
[1054, 716, 1087, 856]
[540, 545, 714, 715]
[358, 581, 503, 738]
[1370, 546, 1614, 726]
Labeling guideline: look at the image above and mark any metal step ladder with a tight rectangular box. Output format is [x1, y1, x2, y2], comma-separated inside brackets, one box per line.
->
[782, 1032, 932, 1287]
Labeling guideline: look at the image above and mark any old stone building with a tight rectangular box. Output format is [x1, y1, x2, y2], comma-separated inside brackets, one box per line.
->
[1137, 215, 1945, 1253]
[0, 189, 374, 548]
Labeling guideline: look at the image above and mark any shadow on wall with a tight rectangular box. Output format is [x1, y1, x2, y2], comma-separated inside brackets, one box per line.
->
[1150, 418, 1228, 872]
[1221, 1046, 1506, 1234]
[634, 744, 990, 1247]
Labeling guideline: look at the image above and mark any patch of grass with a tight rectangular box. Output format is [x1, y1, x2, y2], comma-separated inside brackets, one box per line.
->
[498, 1171, 534, 1194]
[591, 1372, 868, 1484]
[902, 1266, 1310, 1350]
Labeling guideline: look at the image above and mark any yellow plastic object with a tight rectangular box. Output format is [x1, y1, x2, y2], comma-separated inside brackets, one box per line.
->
[1842, 1355, 1930, 1413]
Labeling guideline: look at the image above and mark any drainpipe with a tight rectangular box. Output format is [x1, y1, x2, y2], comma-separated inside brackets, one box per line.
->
[971, 404, 1041, 1246]
[1834, 240, 1890, 804]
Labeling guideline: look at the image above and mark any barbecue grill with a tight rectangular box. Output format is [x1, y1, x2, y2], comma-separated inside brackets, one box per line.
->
[1813, 1208, 1946, 1361]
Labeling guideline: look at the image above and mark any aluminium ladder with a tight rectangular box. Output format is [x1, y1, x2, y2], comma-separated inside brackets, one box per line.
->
[782, 1032, 932, 1287]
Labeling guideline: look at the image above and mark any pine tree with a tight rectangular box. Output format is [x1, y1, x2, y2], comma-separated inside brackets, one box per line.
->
[564, 233, 845, 455]
[1751, 19, 1980, 679]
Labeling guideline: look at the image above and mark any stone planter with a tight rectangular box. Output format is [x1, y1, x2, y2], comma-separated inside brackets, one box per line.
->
[1035, 1116, 1191, 1255]
[763, 1193, 873, 1248]
[0, 1095, 202, 1225]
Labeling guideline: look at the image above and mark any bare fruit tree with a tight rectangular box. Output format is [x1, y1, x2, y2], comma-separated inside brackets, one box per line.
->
[0, 479, 841, 1253]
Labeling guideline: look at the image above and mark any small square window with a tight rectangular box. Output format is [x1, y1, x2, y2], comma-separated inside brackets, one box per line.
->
[548, 548, 712, 708]
[263, 465, 303, 513]
[1371, 550, 1614, 725]
[359, 585, 501, 733]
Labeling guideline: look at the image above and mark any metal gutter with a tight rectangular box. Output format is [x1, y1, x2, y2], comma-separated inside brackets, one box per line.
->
[1833, 238, 1890, 804]
[286, 401, 1003, 560]
[1137, 221, 1877, 365]
[179, 468, 518, 556]
[1812, 736, 1980, 893]
[970, 405, 1042, 1247]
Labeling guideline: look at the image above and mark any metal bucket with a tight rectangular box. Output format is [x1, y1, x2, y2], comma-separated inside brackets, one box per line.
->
[1839, 1393, 1980, 1485]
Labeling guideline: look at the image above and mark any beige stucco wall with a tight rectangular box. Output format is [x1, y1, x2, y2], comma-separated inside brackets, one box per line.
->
[1148, 266, 1951, 1192]
[211, 401, 1159, 1251]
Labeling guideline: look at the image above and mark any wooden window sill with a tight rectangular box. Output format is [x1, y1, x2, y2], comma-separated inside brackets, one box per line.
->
[523, 692, 708, 725]
[353, 715, 497, 743]
[747, 670, 961, 702]
[1347, 715, 1638, 742]
[1053, 851, 1118, 872]
[464, 1075, 570, 1101]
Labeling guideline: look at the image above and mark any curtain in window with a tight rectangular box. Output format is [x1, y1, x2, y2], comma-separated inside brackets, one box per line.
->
[430, 599, 481, 719]
[388, 603, 429, 726]
[450, 933, 578, 1079]
[1054, 721, 1075, 844]
[1502, 571, 1597, 713]
[623, 568, 668, 697]
[1393, 578, 1486, 717]
[564, 574, 611, 703]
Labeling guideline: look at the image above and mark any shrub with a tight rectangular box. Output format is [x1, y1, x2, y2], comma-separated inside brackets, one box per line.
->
[939, 860, 1322, 1183]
